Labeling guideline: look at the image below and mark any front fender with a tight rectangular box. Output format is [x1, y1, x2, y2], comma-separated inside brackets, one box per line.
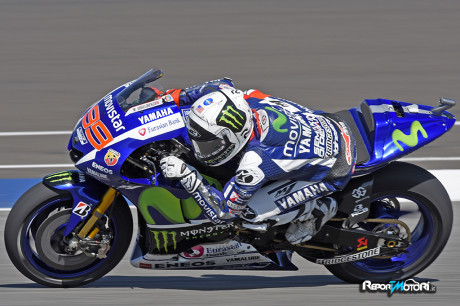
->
[43, 170, 110, 236]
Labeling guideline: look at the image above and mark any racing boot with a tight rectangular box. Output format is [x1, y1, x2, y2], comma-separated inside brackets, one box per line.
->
[285, 197, 337, 244]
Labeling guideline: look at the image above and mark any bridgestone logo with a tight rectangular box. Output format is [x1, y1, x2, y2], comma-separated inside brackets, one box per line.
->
[316, 246, 380, 265]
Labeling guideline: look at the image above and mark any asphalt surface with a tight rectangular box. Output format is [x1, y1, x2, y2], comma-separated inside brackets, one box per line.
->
[0, 203, 459, 306]
[1, 0, 460, 305]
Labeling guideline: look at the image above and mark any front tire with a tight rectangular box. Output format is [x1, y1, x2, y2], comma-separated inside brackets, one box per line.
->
[4, 183, 133, 287]
[326, 162, 453, 283]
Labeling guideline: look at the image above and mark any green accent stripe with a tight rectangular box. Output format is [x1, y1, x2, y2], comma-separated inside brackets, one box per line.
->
[138, 187, 186, 224]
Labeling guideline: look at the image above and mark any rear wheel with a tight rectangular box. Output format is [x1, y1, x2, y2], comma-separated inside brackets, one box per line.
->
[4, 183, 133, 287]
[326, 162, 452, 283]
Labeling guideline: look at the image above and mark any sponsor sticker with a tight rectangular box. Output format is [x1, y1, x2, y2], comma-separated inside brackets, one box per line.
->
[203, 98, 213, 106]
[72, 202, 91, 218]
[225, 255, 260, 263]
[125, 94, 175, 116]
[316, 246, 380, 265]
[392, 121, 428, 152]
[92, 162, 113, 174]
[182, 245, 205, 258]
[181, 108, 191, 122]
[139, 263, 152, 269]
[87, 168, 109, 181]
[104, 148, 121, 166]
[152, 261, 216, 269]
[218, 103, 246, 133]
[76, 127, 88, 145]
[138, 107, 174, 125]
[351, 204, 369, 218]
[104, 94, 125, 132]
[357, 237, 368, 251]
[338, 122, 352, 165]
[275, 182, 331, 211]
[352, 187, 367, 199]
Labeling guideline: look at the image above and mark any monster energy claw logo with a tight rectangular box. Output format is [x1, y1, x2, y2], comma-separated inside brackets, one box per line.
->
[151, 230, 177, 253]
[218, 104, 245, 132]
[392, 121, 428, 151]
[46, 171, 73, 183]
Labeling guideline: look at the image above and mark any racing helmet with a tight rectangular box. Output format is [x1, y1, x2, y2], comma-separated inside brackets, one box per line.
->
[187, 87, 253, 166]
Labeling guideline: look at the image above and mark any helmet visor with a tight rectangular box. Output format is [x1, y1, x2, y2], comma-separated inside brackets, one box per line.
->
[191, 132, 236, 166]
[191, 137, 226, 158]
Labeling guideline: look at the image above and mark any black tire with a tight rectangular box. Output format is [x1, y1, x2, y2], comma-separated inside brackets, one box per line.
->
[325, 162, 453, 283]
[4, 182, 133, 288]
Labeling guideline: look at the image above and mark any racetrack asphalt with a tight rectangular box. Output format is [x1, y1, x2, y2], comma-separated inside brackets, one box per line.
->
[0, 0, 460, 305]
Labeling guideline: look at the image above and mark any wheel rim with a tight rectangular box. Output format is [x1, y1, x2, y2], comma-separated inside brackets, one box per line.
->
[350, 194, 435, 273]
[21, 197, 119, 279]
[35, 209, 98, 271]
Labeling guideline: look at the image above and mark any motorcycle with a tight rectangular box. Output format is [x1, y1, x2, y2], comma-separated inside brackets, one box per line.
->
[4, 68, 456, 287]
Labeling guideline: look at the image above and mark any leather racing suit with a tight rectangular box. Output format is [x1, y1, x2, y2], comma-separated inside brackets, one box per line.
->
[162, 79, 356, 226]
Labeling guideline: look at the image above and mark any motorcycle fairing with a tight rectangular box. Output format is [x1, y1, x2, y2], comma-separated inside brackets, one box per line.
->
[346, 99, 455, 173]
[130, 238, 298, 271]
[68, 73, 189, 189]
[42, 170, 110, 236]
[71, 102, 187, 185]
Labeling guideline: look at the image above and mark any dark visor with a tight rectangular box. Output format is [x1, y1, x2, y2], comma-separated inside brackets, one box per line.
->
[191, 137, 227, 158]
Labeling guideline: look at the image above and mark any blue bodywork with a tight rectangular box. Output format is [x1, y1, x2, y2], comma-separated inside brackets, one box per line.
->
[40, 69, 456, 270]
[349, 99, 455, 173]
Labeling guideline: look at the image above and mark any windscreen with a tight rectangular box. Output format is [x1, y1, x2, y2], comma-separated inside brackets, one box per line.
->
[116, 68, 165, 112]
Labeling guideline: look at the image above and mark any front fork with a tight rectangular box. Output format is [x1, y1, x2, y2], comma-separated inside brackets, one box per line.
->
[77, 187, 117, 239]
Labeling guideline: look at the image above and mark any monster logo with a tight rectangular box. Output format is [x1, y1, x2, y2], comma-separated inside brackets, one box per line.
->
[46, 171, 73, 183]
[392, 121, 428, 152]
[151, 230, 178, 253]
[218, 103, 246, 132]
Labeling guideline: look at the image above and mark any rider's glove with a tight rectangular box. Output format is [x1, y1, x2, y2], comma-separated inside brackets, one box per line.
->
[160, 156, 202, 193]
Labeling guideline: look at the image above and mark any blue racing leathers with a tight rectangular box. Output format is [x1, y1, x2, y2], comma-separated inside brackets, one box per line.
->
[174, 81, 356, 224]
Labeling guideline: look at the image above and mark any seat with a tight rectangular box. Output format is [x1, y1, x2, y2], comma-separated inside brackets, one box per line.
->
[334, 102, 374, 165]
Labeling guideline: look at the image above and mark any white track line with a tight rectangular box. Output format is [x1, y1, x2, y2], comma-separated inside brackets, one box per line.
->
[400, 157, 460, 161]
[0, 121, 458, 136]
[0, 164, 74, 169]
[0, 131, 72, 136]
[1, 157, 460, 169]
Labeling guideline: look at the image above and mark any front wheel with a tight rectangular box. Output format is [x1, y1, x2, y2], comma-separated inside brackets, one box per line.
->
[326, 162, 453, 283]
[4, 183, 133, 287]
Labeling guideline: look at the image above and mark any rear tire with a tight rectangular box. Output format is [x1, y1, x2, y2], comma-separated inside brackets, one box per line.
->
[325, 162, 452, 283]
[4, 182, 133, 287]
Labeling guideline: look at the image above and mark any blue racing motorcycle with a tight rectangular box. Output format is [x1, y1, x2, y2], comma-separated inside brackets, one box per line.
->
[4, 68, 456, 287]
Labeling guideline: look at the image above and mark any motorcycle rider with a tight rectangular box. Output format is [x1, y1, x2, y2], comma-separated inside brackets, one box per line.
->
[159, 79, 356, 244]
